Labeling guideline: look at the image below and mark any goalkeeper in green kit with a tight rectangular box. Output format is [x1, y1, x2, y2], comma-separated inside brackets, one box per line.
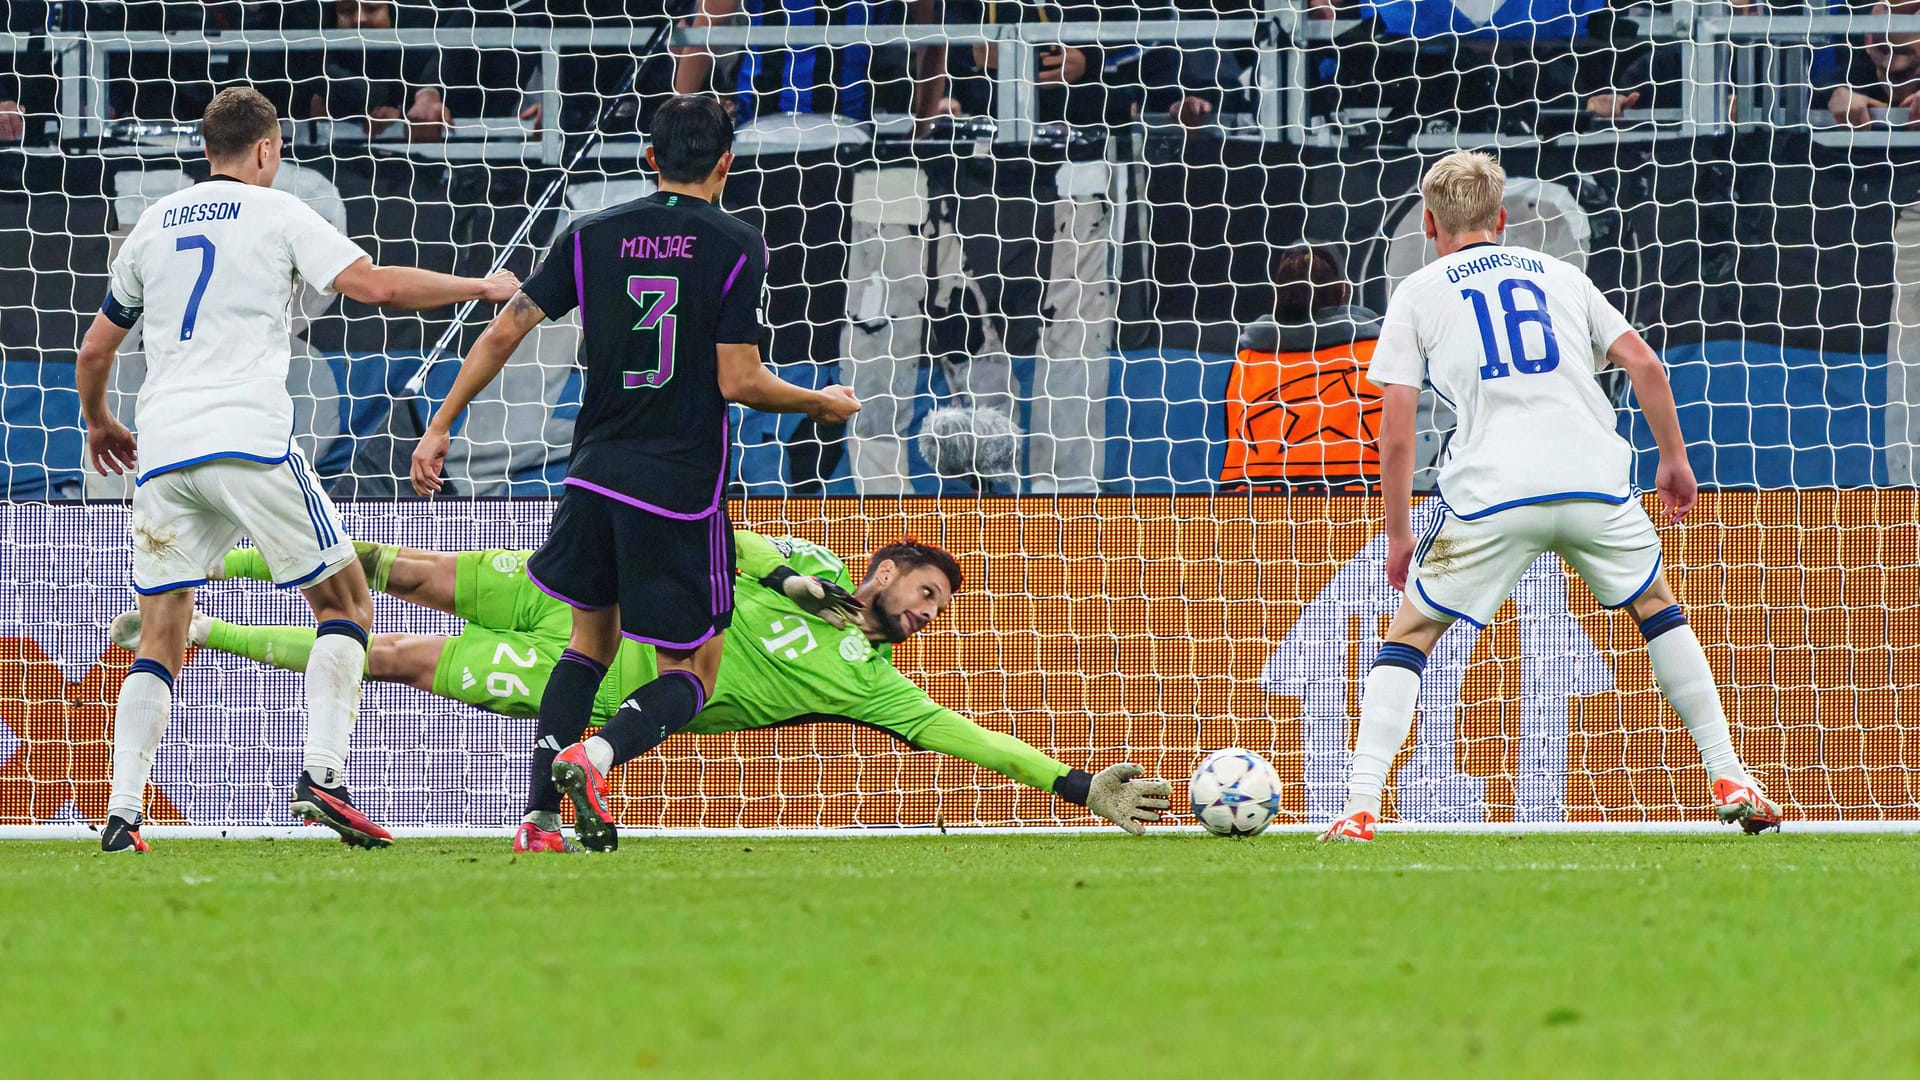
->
[110, 530, 1172, 851]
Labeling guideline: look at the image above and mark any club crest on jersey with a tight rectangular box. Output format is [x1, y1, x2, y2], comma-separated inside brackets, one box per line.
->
[839, 633, 874, 663]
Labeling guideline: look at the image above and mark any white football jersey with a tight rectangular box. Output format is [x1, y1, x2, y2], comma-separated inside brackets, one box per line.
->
[1368, 243, 1638, 519]
[104, 178, 367, 482]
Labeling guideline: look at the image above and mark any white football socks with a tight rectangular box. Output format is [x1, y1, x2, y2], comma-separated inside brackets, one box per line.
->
[304, 631, 366, 788]
[108, 667, 172, 821]
[1345, 663, 1422, 817]
[583, 735, 615, 774]
[1645, 617, 1744, 783]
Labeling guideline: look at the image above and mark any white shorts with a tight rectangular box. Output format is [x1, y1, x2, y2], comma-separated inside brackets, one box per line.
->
[131, 451, 354, 595]
[1407, 496, 1663, 628]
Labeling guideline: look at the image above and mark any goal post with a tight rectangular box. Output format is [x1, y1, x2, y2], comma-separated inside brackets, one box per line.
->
[2, 3, 1917, 833]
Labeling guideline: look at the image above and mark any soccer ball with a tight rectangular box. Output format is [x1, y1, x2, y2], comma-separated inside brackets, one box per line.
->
[1189, 748, 1282, 837]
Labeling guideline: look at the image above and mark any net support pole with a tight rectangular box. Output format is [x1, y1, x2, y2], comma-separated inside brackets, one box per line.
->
[401, 13, 680, 399]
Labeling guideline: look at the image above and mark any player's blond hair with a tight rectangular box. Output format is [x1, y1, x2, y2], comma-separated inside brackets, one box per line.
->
[1420, 151, 1506, 234]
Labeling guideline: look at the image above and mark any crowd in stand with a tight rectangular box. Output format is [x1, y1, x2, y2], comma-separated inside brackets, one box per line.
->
[2, 0, 1915, 140]
[1, 0, 1913, 494]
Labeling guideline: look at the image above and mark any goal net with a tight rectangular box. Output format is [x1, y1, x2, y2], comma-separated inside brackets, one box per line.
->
[2, 1, 1917, 832]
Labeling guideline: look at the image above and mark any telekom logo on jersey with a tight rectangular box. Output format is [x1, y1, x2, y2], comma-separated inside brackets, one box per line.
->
[1263, 499, 1614, 823]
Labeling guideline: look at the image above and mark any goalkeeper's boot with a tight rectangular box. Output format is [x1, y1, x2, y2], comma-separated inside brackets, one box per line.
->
[551, 744, 618, 853]
[512, 820, 580, 854]
[101, 813, 150, 853]
[1317, 809, 1377, 843]
[291, 773, 394, 849]
[1712, 777, 1783, 834]
[109, 608, 212, 651]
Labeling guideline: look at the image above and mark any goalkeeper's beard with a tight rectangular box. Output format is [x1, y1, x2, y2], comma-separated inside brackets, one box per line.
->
[863, 592, 912, 644]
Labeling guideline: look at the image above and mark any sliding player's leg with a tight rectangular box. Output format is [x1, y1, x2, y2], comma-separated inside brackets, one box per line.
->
[182, 617, 444, 695]
[132, 601, 570, 719]
[220, 541, 460, 615]
[1560, 499, 1780, 832]
[1322, 503, 1547, 841]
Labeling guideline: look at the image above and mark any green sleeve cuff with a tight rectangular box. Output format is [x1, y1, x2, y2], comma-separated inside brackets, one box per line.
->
[732, 529, 786, 581]
[1052, 769, 1093, 807]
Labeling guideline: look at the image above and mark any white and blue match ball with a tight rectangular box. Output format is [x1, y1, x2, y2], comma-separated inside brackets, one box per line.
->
[1189, 748, 1282, 837]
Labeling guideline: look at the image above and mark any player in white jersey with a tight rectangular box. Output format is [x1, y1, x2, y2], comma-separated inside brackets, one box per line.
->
[73, 88, 520, 851]
[1319, 151, 1781, 841]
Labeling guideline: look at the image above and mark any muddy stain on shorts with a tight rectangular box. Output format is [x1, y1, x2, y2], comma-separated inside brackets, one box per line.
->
[132, 517, 179, 557]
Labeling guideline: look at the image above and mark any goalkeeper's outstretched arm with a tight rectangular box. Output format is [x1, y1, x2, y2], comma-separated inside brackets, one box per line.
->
[905, 708, 1170, 834]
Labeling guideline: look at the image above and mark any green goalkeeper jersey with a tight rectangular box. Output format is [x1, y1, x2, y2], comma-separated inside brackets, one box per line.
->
[578, 532, 1071, 795]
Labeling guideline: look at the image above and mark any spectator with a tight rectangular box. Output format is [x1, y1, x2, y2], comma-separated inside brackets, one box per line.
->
[925, 0, 1118, 127]
[260, 1, 536, 143]
[1111, 0, 1258, 129]
[296, 1, 456, 142]
[1, 1, 57, 146]
[95, 1, 234, 122]
[1314, 0, 1617, 133]
[1221, 247, 1384, 488]
[1576, 28, 1684, 124]
[1826, 3, 1920, 127]
[672, 0, 932, 124]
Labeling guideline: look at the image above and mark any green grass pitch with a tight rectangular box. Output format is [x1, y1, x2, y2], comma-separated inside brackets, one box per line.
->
[2, 833, 1914, 1077]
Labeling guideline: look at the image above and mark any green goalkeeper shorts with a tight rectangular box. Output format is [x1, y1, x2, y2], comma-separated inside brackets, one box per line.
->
[427, 548, 657, 722]
[429, 550, 573, 719]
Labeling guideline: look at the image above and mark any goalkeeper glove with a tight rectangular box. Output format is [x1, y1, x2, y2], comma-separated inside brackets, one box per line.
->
[1086, 763, 1172, 835]
[760, 566, 864, 629]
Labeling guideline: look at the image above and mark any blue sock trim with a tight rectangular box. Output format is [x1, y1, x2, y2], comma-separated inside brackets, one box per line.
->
[316, 619, 370, 648]
[1638, 605, 1688, 643]
[558, 648, 610, 679]
[1373, 642, 1429, 676]
[128, 658, 175, 690]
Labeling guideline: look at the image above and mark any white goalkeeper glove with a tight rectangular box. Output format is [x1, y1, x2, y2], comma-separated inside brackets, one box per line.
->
[1087, 763, 1172, 835]
[761, 566, 864, 630]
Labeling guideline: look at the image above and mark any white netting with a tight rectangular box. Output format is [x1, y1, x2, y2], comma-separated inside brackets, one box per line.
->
[1, 0, 1917, 830]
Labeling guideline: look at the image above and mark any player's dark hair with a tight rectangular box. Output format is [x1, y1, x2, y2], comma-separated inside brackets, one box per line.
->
[649, 95, 734, 183]
[1273, 246, 1348, 322]
[202, 87, 280, 160]
[866, 538, 963, 593]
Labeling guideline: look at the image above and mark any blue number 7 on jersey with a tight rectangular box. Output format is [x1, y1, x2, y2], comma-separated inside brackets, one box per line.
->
[175, 234, 216, 342]
[625, 276, 680, 389]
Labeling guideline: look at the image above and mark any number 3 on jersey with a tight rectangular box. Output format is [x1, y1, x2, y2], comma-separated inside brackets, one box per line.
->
[626, 275, 679, 389]
[1463, 278, 1559, 380]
